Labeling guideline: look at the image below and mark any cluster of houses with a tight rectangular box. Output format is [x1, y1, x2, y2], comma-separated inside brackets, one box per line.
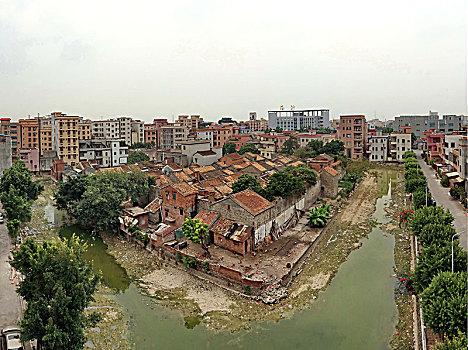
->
[112, 151, 341, 257]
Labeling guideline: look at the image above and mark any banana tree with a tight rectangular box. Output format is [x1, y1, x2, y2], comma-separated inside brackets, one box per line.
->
[308, 204, 331, 228]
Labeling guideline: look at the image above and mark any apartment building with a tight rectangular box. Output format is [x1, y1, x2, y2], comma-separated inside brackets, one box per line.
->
[131, 120, 145, 145]
[196, 129, 214, 147]
[389, 132, 411, 162]
[211, 125, 239, 148]
[338, 115, 367, 159]
[438, 115, 468, 133]
[18, 119, 40, 150]
[368, 132, 389, 162]
[0, 135, 12, 175]
[159, 125, 189, 150]
[39, 117, 53, 156]
[268, 109, 329, 131]
[78, 121, 92, 141]
[92, 120, 120, 139]
[144, 124, 158, 145]
[117, 117, 132, 145]
[51, 112, 80, 165]
[176, 115, 203, 130]
[0, 118, 21, 156]
[241, 112, 268, 132]
[79, 139, 128, 168]
[459, 136, 468, 193]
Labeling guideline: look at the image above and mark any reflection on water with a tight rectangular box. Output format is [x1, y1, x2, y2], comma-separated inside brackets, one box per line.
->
[59, 225, 131, 292]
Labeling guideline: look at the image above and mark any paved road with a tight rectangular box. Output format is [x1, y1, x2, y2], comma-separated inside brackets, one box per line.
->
[0, 206, 21, 330]
[416, 151, 467, 250]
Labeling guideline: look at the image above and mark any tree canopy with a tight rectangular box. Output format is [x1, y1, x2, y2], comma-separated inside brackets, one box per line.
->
[11, 236, 101, 350]
[420, 271, 467, 340]
[55, 170, 150, 231]
[238, 143, 259, 155]
[129, 141, 154, 149]
[280, 135, 299, 155]
[410, 206, 454, 237]
[127, 151, 150, 164]
[182, 218, 210, 256]
[265, 170, 304, 200]
[232, 174, 264, 195]
[294, 140, 344, 160]
[222, 142, 236, 155]
[0, 160, 44, 201]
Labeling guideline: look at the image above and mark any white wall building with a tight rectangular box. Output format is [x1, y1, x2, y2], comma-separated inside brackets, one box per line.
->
[368, 133, 388, 162]
[92, 120, 120, 139]
[79, 139, 128, 168]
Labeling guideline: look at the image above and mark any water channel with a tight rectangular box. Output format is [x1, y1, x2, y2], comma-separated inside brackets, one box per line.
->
[54, 176, 398, 350]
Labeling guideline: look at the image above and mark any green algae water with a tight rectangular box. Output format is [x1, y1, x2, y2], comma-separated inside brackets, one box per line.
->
[65, 175, 398, 350]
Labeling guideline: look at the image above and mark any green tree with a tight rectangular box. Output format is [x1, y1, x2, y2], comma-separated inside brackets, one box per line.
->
[308, 205, 331, 228]
[433, 331, 467, 350]
[412, 243, 467, 294]
[238, 143, 259, 155]
[0, 185, 32, 222]
[6, 219, 21, 237]
[280, 135, 299, 155]
[418, 224, 457, 247]
[441, 175, 450, 188]
[405, 177, 426, 193]
[382, 127, 393, 133]
[265, 171, 304, 200]
[283, 164, 317, 186]
[232, 174, 264, 195]
[322, 140, 344, 157]
[420, 271, 467, 340]
[404, 168, 424, 180]
[222, 142, 236, 155]
[0, 160, 44, 201]
[10, 236, 101, 350]
[411, 133, 417, 144]
[129, 141, 154, 149]
[127, 151, 150, 164]
[182, 218, 210, 257]
[410, 206, 454, 236]
[55, 175, 89, 212]
[293, 147, 313, 160]
[306, 139, 324, 156]
[413, 187, 434, 209]
[403, 150, 417, 159]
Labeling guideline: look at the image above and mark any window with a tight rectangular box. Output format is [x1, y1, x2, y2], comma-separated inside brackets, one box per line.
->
[165, 209, 169, 216]
[172, 192, 177, 200]
[227, 204, 231, 210]
[165, 191, 169, 200]
[179, 209, 183, 216]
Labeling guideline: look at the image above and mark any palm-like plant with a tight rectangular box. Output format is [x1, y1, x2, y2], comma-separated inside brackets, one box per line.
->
[308, 204, 331, 228]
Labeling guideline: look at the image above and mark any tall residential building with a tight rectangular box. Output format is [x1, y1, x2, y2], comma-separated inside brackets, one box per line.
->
[18, 119, 40, 150]
[211, 125, 239, 147]
[196, 129, 214, 147]
[39, 117, 53, 156]
[176, 115, 203, 129]
[389, 131, 412, 162]
[368, 131, 388, 162]
[159, 125, 189, 150]
[131, 120, 145, 145]
[439, 115, 468, 133]
[79, 139, 128, 168]
[0, 118, 21, 156]
[144, 124, 158, 145]
[117, 116, 132, 145]
[78, 121, 92, 140]
[92, 120, 120, 139]
[268, 109, 329, 131]
[338, 115, 367, 159]
[51, 112, 80, 165]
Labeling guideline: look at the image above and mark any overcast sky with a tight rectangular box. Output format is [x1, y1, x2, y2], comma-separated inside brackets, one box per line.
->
[0, 0, 466, 122]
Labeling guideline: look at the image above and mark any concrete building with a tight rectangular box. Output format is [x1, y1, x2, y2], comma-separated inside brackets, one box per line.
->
[39, 150, 59, 172]
[39, 118, 53, 156]
[439, 115, 468, 133]
[92, 120, 120, 139]
[338, 115, 367, 159]
[394, 111, 439, 139]
[196, 129, 214, 147]
[176, 115, 203, 130]
[131, 120, 145, 145]
[50, 112, 80, 165]
[159, 125, 188, 150]
[78, 121, 92, 141]
[19, 119, 40, 150]
[192, 149, 223, 166]
[0, 118, 21, 156]
[177, 140, 212, 165]
[389, 132, 411, 162]
[0, 135, 12, 175]
[144, 123, 158, 146]
[459, 136, 468, 193]
[268, 109, 329, 131]
[117, 117, 132, 145]
[368, 132, 389, 162]
[19, 149, 40, 172]
[79, 139, 128, 168]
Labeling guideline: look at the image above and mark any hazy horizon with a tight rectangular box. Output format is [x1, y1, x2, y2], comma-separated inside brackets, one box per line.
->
[0, 0, 466, 123]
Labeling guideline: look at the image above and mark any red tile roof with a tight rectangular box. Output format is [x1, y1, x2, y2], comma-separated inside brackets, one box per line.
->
[324, 167, 339, 176]
[194, 210, 219, 227]
[231, 189, 273, 216]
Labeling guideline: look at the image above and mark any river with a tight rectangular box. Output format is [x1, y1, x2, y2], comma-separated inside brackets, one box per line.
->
[58, 177, 398, 350]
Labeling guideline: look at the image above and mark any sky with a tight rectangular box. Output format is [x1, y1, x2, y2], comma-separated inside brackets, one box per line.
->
[0, 0, 466, 122]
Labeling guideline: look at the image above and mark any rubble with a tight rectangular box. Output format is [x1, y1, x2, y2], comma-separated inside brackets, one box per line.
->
[256, 285, 288, 304]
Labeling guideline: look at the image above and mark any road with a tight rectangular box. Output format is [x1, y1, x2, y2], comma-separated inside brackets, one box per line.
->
[416, 151, 468, 250]
[0, 205, 21, 330]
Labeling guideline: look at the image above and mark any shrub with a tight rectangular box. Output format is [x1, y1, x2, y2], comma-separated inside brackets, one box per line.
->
[405, 177, 426, 193]
[308, 204, 331, 228]
[244, 285, 251, 295]
[182, 256, 199, 269]
[202, 261, 210, 271]
[441, 175, 450, 188]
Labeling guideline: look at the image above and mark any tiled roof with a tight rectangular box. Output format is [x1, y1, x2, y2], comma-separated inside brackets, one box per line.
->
[193, 210, 219, 227]
[233, 163, 250, 169]
[251, 162, 267, 172]
[144, 198, 161, 212]
[227, 153, 242, 160]
[159, 174, 171, 185]
[197, 165, 217, 173]
[196, 150, 217, 156]
[290, 160, 304, 167]
[223, 173, 243, 185]
[231, 189, 273, 216]
[173, 171, 192, 182]
[201, 178, 223, 187]
[172, 182, 198, 196]
[211, 217, 236, 235]
[214, 184, 232, 196]
[314, 154, 334, 161]
[223, 169, 234, 175]
[324, 167, 339, 176]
